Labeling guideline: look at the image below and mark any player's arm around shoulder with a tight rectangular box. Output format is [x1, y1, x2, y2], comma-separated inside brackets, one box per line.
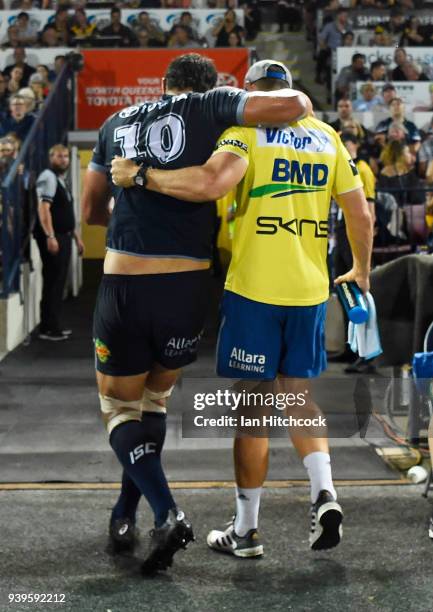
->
[242, 88, 313, 126]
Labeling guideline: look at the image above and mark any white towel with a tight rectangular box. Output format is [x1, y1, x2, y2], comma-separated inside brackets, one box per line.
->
[348, 292, 383, 360]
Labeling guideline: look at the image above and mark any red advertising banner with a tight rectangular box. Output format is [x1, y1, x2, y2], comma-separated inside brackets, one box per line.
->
[76, 48, 250, 129]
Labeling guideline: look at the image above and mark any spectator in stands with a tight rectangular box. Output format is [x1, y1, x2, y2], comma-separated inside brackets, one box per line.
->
[135, 29, 150, 48]
[18, 86, 36, 115]
[2, 25, 21, 50]
[375, 98, 421, 154]
[329, 98, 355, 132]
[342, 31, 354, 46]
[228, 31, 243, 47]
[377, 83, 397, 110]
[400, 16, 424, 47]
[369, 60, 386, 82]
[0, 136, 15, 158]
[16, 12, 38, 46]
[7, 66, 25, 95]
[99, 7, 138, 47]
[178, 11, 200, 42]
[340, 119, 367, 140]
[4, 48, 35, 87]
[39, 25, 61, 47]
[70, 8, 96, 46]
[241, 0, 261, 41]
[383, 7, 405, 41]
[28, 74, 46, 109]
[340, 116, 379, 172]
[133, 11, 165, 46]
[168, 25, 201, 48]
[418, 117, 433, 178]
[335, 53, 368, 101]
[276, 0, 302, 33]
[316, 8, 349, 86]
[378, 140, 425, 208]
[401, 61, 429, 82]
[36, 64, 52, 90]
[54, 55, 66, 77]
[53, 7, 71, 46]
[369, 25, 391, 47]
[0, 136, 18, 178]
[387, 121, 409, 144]
[353, 82, 382, 112]
[0, 94, 35, 141]
[391, 47, 408, 81]
[0, 72, 9, 118]
[213, 9, 245, 47]
[6, 132, 21, 156]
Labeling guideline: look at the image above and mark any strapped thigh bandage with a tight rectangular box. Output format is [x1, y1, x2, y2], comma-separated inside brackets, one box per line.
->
[141, 385, 174, 414]
[99, 394, 142, 435]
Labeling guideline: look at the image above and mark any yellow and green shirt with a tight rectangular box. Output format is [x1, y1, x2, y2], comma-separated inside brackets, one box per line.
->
[213, 117, 363, 306]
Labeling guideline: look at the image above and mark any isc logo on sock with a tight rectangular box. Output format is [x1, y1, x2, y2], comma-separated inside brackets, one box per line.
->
[129, 442, 156, 464]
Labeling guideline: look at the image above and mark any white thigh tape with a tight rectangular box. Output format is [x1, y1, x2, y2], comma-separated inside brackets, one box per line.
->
[141, 385, 174, 414]
[144, 386, 174, 400]
[99, 394, 142, 435]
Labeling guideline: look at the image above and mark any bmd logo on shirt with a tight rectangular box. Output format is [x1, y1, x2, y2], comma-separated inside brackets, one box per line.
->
[249, 160, 328, 198]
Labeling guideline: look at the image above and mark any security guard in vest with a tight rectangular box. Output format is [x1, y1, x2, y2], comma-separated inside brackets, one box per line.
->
[35, 144, 84, 341]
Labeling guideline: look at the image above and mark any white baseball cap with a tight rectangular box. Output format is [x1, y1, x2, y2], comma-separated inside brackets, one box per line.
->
[245, 59, 292, 88]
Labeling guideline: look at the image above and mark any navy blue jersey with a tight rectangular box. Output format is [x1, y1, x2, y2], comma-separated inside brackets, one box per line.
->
[90, 87, 248, 260]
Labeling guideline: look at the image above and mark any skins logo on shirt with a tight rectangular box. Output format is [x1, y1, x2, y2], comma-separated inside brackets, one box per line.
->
[95, 338, 111, 363]
[216, 139, 248, 152]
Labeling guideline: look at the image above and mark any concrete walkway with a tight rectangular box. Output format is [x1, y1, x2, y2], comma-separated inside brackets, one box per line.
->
[1, 485, 432, 612]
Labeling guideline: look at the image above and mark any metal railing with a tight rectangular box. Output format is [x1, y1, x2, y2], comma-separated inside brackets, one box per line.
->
[0, 61, 74, 298]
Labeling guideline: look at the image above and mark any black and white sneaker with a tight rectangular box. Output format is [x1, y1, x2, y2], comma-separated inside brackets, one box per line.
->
[61, 329, 72, 337]
[38, 330, 68, 341]
[428, 514, 433, 540]
[207, 519, 263, 558]
[141, 508, 194, 575]
[310, 490, 343, 551]
[108, 517, 139, 553]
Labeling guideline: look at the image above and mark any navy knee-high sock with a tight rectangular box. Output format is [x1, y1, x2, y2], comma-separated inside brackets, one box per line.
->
[111, 470, 141, 524]
[110, 414, 176, 527]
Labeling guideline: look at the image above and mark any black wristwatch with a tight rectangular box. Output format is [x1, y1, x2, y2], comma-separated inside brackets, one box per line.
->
[134, 163, 150, 187]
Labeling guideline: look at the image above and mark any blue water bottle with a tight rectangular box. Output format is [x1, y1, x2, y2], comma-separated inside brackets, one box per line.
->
[336, 281, 368, 324]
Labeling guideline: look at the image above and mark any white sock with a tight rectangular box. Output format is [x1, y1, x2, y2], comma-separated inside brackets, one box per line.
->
[303, 451, 337, 503]
[234, 486, 262, 536]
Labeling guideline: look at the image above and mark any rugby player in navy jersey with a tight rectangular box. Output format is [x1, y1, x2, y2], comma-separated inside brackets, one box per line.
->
[82, 53, 312, 575]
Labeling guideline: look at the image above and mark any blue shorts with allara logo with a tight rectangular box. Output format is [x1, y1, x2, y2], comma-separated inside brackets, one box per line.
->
[216, 290, 327, 380]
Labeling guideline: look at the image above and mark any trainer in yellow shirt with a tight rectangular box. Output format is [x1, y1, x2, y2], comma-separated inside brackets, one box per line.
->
[217, 118, 363, 308]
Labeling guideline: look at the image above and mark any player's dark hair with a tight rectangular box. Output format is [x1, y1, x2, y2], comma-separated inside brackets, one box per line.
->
[165, 53, 218, 93]
[253, 64, 291, 92]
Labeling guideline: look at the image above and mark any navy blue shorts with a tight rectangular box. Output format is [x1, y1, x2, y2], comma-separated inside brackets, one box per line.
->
[217, 291, 327, 380]
[93, 270, 210, 376]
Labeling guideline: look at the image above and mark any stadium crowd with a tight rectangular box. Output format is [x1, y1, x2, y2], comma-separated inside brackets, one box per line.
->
[0, 3, 262, 49]
[0, 1, 262, 178]
[309, 2, 433, 257]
